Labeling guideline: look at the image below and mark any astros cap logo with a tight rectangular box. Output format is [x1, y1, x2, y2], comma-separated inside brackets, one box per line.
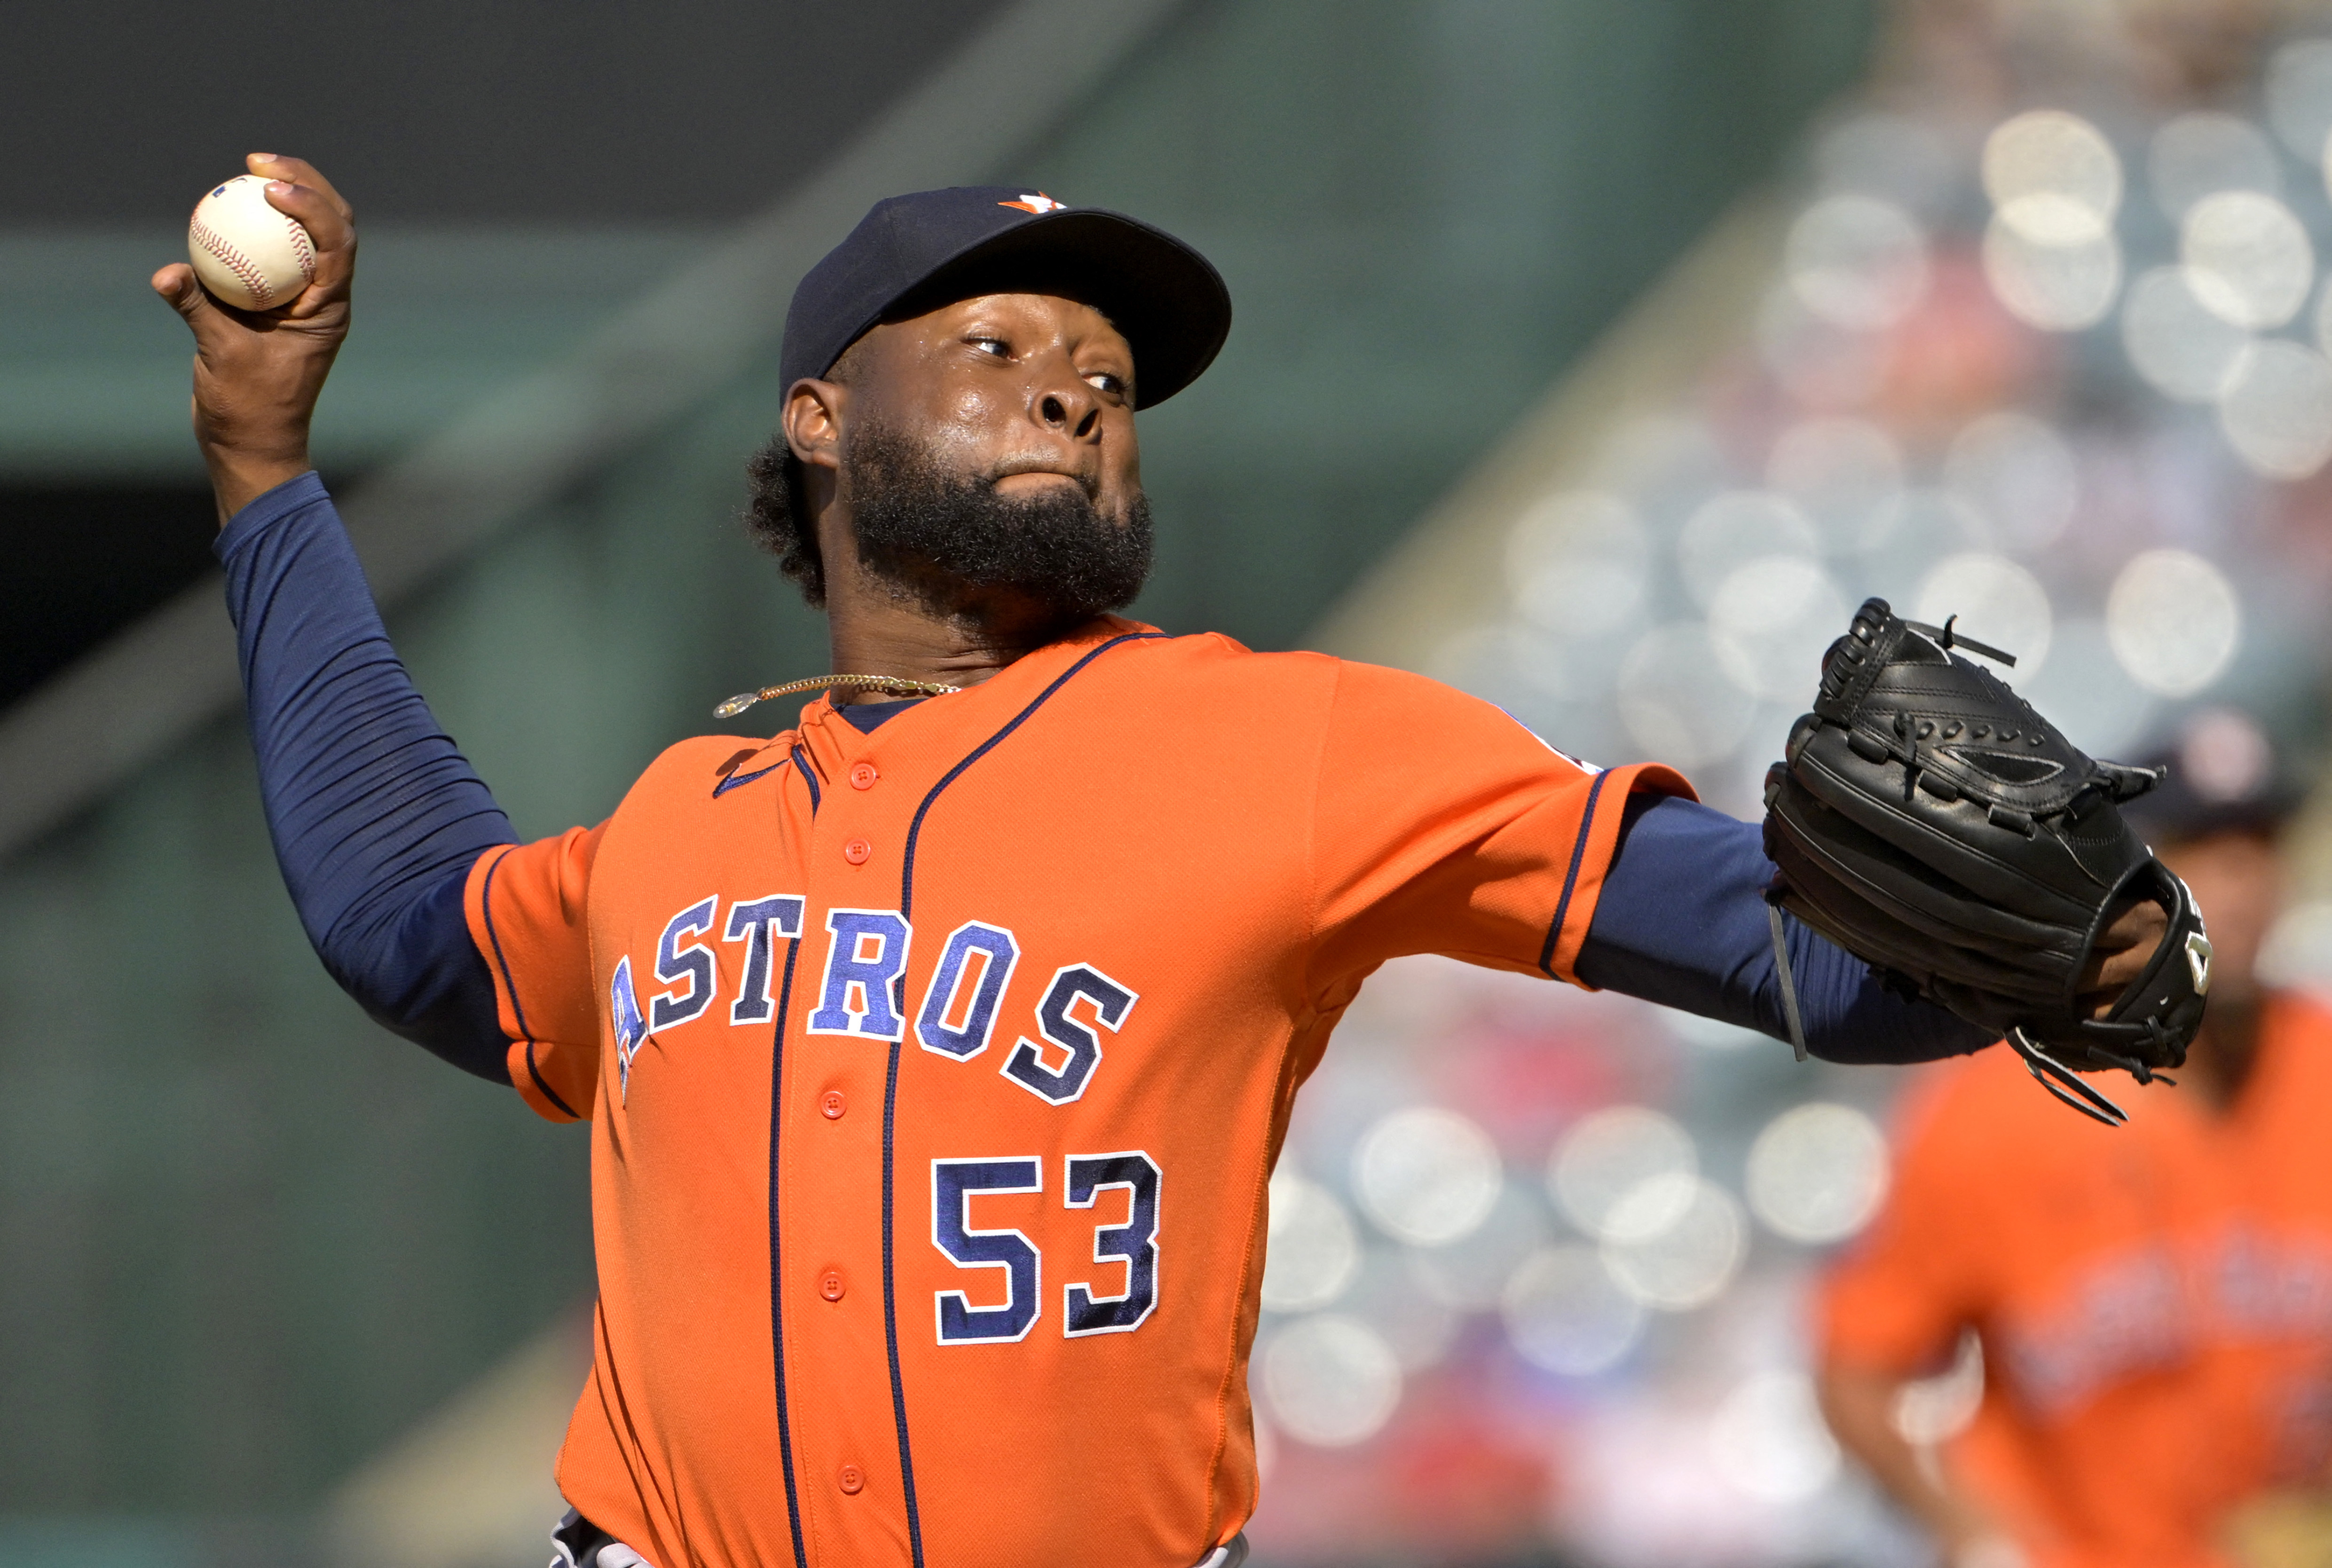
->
[1000, 193, 1069, 214]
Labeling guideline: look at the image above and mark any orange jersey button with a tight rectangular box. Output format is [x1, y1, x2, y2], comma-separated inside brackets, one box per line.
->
[837, 1464, 865, 1495]
[819, 1269, 846, 1302]
[849, 762, 879, 790]
[843, 837, 873, 865]
[819, 1089, 846, 1120]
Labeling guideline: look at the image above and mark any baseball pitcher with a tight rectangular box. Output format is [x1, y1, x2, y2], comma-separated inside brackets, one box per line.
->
[154, 156, 2200, 1568]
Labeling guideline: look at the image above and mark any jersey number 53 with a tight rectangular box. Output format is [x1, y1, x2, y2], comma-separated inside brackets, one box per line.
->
[931, 1151, 1160, 1343]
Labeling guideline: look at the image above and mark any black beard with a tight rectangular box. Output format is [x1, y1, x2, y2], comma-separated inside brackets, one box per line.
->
[842, 423, 1153, 626]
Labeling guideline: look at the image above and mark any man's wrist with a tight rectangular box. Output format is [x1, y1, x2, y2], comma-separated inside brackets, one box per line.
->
[205, 446, 316, 528]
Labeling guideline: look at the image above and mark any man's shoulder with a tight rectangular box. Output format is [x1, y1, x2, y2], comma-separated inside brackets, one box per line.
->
[1102, 622, 1335, 683]
[614, 733, 798, 811]
[1103, 623, 1481, 710]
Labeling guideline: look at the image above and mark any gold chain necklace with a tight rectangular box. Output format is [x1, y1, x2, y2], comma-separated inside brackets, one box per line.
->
[714, 673, 963, 719]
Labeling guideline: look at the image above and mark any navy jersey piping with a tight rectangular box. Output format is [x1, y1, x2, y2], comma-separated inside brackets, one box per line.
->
[480, 846, 582, 1119]
[898, 632, 1166, 921]
[792, 744, 822, 815]
[1538, 769, 1614, 979]
[766, 928, 810, 1568]
[881, 628, 1163, 1568]
[713, 754, 792, 798]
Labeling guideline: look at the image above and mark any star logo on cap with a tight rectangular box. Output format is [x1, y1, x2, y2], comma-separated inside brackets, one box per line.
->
[1000, 192, 1068, 214]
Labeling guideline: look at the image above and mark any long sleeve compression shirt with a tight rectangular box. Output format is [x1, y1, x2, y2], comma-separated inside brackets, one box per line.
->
[217, 474, 1992, 1077]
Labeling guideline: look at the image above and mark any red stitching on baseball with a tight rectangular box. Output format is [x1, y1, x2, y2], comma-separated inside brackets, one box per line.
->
[286, 215, 315, 283]
[190, 216, 277, 307]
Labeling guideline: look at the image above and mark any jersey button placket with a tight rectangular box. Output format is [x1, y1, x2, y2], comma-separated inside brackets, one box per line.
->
[837, 1464, 865, 1496]
[819, 1269, 846, 1302]
[849, 762, 879, 790]
[843, 836, 873, 866]
[819, 1088, 846, 1119]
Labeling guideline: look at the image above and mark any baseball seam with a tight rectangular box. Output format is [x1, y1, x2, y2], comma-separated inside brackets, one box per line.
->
[285, 213, 315, 283]
[189, 216, 277, 307]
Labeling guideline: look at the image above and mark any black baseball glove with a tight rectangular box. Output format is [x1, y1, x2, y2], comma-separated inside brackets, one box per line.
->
[1761, 597, 2212, 1123]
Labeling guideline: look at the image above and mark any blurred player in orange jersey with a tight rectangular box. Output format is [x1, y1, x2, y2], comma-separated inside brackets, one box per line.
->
[1817, 709, 2332, 1568]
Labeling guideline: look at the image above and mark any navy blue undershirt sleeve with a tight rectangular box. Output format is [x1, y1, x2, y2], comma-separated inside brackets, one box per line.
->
[1575, 792, 1994, 1064]
[216, 472, 518, 1083]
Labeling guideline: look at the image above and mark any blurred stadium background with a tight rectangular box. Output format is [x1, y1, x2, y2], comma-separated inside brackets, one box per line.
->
[7, 0, 2332, 1564]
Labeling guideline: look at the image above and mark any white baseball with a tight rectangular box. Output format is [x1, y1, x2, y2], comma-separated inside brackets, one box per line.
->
[187, 174, 316, 311]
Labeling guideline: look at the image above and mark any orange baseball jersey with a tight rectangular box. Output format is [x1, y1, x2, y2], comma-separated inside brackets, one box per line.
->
[1821, 994, 2332, 1568]
[465, 618, 1686, 1568]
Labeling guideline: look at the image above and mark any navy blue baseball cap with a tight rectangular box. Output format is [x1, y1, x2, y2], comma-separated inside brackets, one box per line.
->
[780, 186, 1232, 410]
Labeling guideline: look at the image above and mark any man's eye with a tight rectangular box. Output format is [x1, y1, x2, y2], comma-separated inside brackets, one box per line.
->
[969, 337, 1010, 358]
[1086, 371, 1126, 395]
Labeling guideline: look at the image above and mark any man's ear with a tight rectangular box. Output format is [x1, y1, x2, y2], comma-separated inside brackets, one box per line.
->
[783, 377, 847, 473]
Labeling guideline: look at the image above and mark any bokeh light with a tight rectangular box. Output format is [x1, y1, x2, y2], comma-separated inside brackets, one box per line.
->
[1744, 1102, 1890, 1245]
[1408, 1181, 1549, 1310]
[1708, 1371, 1842, 1502]
[1784, 195, 1930, 330]
[2181, 191, 2313, 330]
[1943, 411, 2079, 553]
[1336, 1248, 1460, 1372]
[1615, 625, 1755, 766]
[1912, 552, 2053, 674]
[1550, 1106, 1697, 1237]
[1501, 1245, 1646, 1376]
[1981, 109, 2123, 331]
[1508, 491, 1648, 641]
[1259, 1314, 1402, 1448]
[2259, 900, 2332, 992]
[1709, 558, 1847, 702]
[1677, 491, 1821, 607]
[2106, 550, 2241, 697]
[2122, 265, 2255, 402]
[2265, 37, 2332, 160]
[1983, 110, 2122, 225]
[2017, 619, 2154, 759]
[1983, 217, 2120, 331]
[1765, 416, 1904, 554]
[1598, 1177, 1746, 1311]
[2218, 339, 2332, 478]
[1352, 1106, 1502, 1247]
[1262, 1172, 1361, 1312]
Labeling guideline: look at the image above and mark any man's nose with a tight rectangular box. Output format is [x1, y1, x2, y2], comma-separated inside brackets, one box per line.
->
[1032, 372, 1101, 441]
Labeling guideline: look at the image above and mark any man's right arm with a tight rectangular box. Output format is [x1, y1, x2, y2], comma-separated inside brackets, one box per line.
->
[217, 473, 518, 1079]
[159, 155, 520, 1080]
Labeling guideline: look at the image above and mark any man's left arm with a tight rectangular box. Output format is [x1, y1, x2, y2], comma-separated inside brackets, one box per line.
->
[1302, 660, 1990, 1064]
[1579, 793, 1994, 1064]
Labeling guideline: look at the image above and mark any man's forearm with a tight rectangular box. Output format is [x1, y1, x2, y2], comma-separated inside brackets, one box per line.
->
[1577, 793, 1997, 1063]
[218, 473, 516, 1079]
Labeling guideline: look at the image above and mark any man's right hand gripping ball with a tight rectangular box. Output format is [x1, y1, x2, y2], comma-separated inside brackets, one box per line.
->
[1762, 597, 2212, 1119]
[151, 153, 356, 525]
